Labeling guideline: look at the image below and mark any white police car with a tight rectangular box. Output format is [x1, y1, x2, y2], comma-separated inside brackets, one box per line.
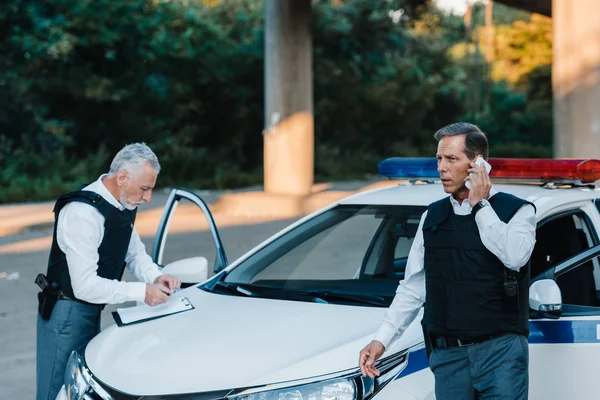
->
[59, 158, 600, 400]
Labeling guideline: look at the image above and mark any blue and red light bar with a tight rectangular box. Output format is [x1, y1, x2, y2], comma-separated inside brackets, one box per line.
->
[378, 158, 600, 184]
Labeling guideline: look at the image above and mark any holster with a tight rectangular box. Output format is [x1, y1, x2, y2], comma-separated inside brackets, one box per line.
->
[37, 286, 59, 321]
[421, 319, 434, 359]
[503, 269, 520, 313]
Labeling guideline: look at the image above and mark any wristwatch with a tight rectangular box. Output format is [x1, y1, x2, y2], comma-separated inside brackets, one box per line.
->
[472, 198, 490, 215]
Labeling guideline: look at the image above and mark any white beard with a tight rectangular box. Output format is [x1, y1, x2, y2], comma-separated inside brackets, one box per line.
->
[122, 202, 138, 211]
[120, 193, 139, 210]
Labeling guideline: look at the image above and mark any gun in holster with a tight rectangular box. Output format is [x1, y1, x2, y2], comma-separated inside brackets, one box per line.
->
[421, 319, 434, 359]
[35, 273, 60, 321]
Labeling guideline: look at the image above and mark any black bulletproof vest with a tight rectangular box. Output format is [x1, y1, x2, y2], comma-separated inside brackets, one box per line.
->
[46, 190, 137, 303]
[422, 192, 534, 338]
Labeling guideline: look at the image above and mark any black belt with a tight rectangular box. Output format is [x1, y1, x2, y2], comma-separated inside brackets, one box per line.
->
[58, 292, 77, 301]
[58, 292, 100, 307]
[433, 333, 505, 348]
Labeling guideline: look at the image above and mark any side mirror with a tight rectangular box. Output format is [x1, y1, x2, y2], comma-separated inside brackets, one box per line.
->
[529, 279, 562, 319]
[162, 257, 209, 286]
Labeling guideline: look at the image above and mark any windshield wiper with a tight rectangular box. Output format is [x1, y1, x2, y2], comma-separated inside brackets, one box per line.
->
[259, 288, 391, 307]
[210, 282, 391, 306]
[211, 281, 259, 297]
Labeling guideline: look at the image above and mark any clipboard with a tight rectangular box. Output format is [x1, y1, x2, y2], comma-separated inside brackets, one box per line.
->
[112, 296, 194, 327]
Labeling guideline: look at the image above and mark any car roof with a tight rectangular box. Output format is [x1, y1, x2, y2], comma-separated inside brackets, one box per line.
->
[340, 181, 600, 217]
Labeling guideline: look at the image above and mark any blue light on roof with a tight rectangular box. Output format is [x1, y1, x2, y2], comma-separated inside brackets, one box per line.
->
[378, 157, 439, 179]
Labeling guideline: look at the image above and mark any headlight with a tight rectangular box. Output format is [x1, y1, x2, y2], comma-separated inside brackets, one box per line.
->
[229, 378, 356, 400]
[64, 351, 113, 400]
[226, 350, 408, 400]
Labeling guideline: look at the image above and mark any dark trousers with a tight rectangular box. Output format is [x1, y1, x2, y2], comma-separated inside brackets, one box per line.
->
[36, 299, 101, 400]
[428, 333, 529, 400]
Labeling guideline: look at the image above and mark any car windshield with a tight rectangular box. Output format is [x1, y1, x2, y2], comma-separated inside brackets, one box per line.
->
[209, 204, 426, 306]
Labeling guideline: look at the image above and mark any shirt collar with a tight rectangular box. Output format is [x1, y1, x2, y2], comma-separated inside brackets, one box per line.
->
[92, 174, 125, 211]
[449, 186, 497, 208]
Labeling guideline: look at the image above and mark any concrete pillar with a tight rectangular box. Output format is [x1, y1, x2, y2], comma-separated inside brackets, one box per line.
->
[264, 0, 314, 196]
[553, 0, 600, 158]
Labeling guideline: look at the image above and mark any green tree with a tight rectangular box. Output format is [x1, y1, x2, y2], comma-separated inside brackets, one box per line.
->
[445, 2, 553, 157]
[491, 14, 552, 84]
[0, 0, 555, 203]
[312, 0, 469, 178]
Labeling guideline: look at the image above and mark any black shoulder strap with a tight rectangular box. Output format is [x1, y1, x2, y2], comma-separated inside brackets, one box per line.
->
[489, 192, 536, 224]
[423, 196, 452, 231]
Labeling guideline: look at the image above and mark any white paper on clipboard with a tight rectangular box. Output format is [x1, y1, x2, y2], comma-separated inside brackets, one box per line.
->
[113, 296, 194, 326]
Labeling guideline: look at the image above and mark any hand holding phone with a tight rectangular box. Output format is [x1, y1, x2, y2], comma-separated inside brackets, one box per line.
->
[466, 156, 492, 190]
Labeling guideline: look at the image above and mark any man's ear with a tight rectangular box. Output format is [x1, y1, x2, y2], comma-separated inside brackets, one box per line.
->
[116, 170, 128, 187]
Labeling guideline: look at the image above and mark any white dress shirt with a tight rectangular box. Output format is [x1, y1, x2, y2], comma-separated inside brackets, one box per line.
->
[374, 188, 536, 348]
[56, 175, 163, 304]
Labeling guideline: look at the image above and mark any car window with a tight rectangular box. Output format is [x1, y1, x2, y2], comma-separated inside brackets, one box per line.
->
[252, 213, 381, 281]
[556, 255, 600, 309]
[532, 211, 600, 309]
[394, 236, 414, 259]
[385, 219, 420, 279]
[223, 205, 426, 298]
[531, 212, 594, 277]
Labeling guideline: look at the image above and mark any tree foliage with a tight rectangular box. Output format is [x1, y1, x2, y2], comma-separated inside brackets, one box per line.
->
[445, 1, 553, 156]
[0, 0, 553, 203]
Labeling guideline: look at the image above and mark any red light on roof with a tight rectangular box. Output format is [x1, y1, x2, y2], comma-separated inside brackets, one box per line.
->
[488, 158, 600, 184]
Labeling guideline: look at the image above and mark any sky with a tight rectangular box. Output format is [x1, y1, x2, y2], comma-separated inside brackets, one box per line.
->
[434, 0, 480, 15]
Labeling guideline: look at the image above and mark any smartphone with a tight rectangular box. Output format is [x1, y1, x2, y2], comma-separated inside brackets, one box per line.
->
[466, 156, 492, 189]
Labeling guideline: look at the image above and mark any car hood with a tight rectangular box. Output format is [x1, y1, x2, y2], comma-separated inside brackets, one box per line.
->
[85, 286, 418, 396]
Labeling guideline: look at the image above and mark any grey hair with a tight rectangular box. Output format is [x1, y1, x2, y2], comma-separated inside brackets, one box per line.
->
[433, 122, 489, 160]
[107, 143, 161, 178]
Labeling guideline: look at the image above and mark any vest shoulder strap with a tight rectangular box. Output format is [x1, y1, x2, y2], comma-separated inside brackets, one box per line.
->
[53, 190, 114, 218]
[423, 196, 452, 230]
[489, 192, 536, 224]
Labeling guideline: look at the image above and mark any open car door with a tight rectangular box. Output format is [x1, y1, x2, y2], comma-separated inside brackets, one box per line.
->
[151, 189, 228, 286]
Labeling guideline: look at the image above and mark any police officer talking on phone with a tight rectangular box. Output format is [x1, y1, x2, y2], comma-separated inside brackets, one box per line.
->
[36, 143, 181, 400]
[359, 123, 536, 399]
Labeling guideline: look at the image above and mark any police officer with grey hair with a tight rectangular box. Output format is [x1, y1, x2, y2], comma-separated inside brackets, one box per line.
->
[359, 123, 536, 399]
[36, 143, 181, 400]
